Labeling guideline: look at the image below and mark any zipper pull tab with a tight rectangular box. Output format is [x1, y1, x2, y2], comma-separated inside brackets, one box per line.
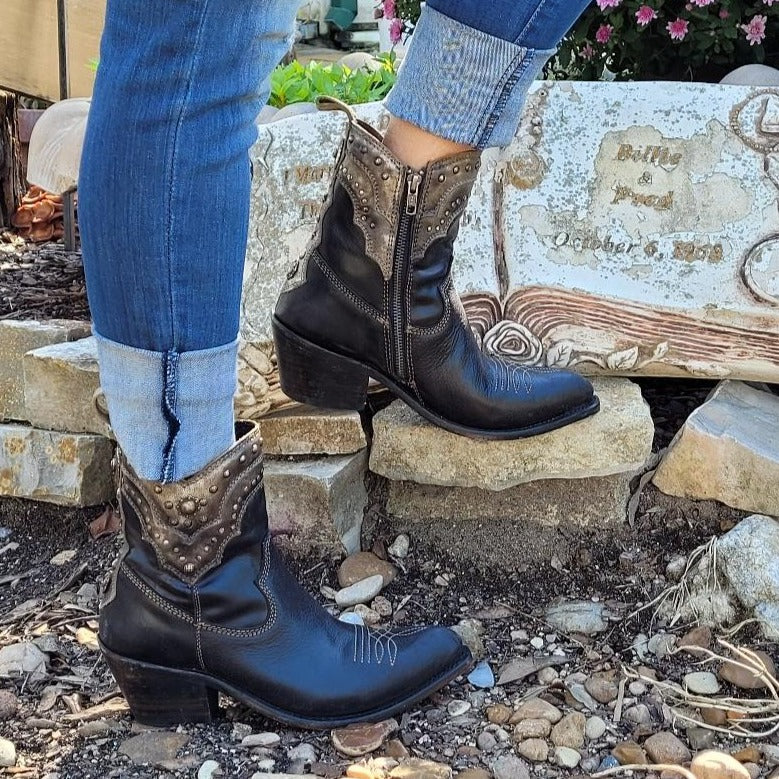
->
[406, 172, 422, 216]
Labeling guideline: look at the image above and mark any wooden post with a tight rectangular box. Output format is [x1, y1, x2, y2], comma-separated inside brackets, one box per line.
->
[0, 91, 25, 230]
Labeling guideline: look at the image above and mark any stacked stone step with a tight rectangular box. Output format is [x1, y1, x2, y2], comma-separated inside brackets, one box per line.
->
[369, 379, 656, 569]
[0, 320, 110, 507]
[0, 320, 371, 558]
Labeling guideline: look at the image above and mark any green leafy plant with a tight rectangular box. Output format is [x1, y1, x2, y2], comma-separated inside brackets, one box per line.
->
[268, 54, 398, 107]
[552, 0, 779, 81]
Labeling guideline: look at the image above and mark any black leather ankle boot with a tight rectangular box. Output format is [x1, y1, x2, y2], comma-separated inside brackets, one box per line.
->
[273, 99, 599, 439]
[99, 421, 470, 728]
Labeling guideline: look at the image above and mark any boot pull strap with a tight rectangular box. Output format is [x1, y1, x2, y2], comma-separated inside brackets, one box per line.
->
[317, 96, 384, 142]
[316, 96, 358, 124]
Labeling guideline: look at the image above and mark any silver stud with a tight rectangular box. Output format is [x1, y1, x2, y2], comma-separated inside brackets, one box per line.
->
[199, 498, 207, 506]
[374, 157, 382, 165]
[360, 145, 367, 153]
[453, 165, 460, 174]
[223, 469, 230, 478]
[232, 513, 237, 520]
[204, 546, 210, 553]
[163, 539, 170, 546]
[381, 173, 389, 180]
[170, 517, 179, 527]
[465, 165, 471, 172]
[370, 222, 376, 228]
[164, 501, 173, 509]
[179, 555, 186, 562]
[219, 528, 225, 535]
[154, 485, 162, 494]
[173, 547, 179, 553]
[179, 498, 197, 516]
[239, 454, 246, 463]
[427, 226, 432, 232]
[445, 210, 450, 216]
[209, 485, 218, 494]
[435, 226, 440, 231]
[252, 444, 258, 453]
[438, 174, 445, 182]
[361, 198, 368, 204]
[233, 504, 239, 511]
[185, 562, 194, 572]
[211, 536, 217, 543]
[197, 555, 203, 561]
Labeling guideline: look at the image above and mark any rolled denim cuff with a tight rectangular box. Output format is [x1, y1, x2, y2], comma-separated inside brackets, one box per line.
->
[384, 5, 555, 149]
[95, 331, 237, 483]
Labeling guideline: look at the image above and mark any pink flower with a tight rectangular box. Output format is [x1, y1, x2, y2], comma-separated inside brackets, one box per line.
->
[741, 13, 767, 44]
[719, 8, 730, 17]
[382, 0, 395, 18]
[389, 16, 403, 44]
[635, 5, 657, 25]
[596, 0, 621, 8]
[595, 23, 614, 43]
[666, 18, 689, 40]
[763, 0, 776, 5]
[581, 43, 595, 60]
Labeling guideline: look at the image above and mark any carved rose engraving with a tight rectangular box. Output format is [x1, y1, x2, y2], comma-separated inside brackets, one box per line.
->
[461, 290, 676, 375]
[483, 321, 544, 366]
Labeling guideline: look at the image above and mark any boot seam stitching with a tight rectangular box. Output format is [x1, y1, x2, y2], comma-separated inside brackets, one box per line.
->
[383, 281, 391, 371]
[407, 278, 453, 337]
[121, 561, 276, 638]
[193, 588, 206, 671]
[121, 563, 195, 624]
[198, 535, 278, 637]
[314, 254, 387, 324]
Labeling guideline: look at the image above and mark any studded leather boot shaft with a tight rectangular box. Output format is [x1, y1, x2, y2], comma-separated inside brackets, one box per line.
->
[99, 420, 471, 728]
[274, 100, 599, 438]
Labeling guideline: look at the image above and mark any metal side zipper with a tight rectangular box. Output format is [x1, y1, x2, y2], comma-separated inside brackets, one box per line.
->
[391, 171, 421, 381]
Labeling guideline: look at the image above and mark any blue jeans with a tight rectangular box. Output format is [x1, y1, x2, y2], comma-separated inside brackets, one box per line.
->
[79, 0, 588, 481]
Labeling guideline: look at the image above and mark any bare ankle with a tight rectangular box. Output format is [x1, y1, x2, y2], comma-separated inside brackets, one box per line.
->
[383, 116, 474, 168]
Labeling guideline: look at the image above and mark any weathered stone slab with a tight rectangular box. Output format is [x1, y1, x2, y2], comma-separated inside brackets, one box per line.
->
[717, 514, 779, 639]
[370, 378, 652, 490]
[0, 320, 90, 422]
[0, 423, 113, 506]
[264, 450, 368, 557]
[653, 381, 779, 515]
[243, 83, 779, 385]
[23, 336, 111, 437]
[386, 473, 632, 568]
[258, 406, 366, 456]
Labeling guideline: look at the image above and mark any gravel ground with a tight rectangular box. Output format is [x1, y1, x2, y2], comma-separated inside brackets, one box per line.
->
[0, 236, 776, 779]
